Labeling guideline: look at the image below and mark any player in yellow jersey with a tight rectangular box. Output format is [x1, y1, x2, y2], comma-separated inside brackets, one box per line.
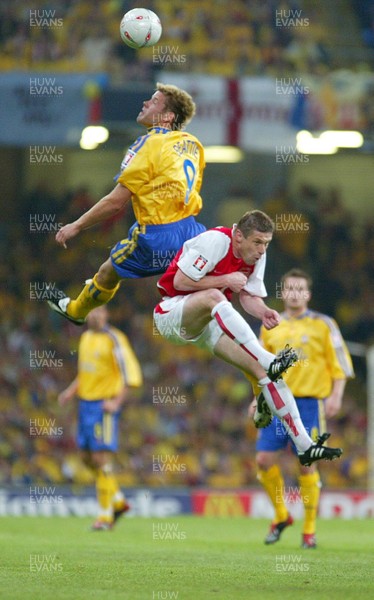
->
[57, 306, 143, 530]
[249, 268, 354, 548]
[48, 82, 206, 325]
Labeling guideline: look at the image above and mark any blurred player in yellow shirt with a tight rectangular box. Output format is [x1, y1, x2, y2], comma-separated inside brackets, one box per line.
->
[48, 82, 206, 325]
[249, 268, 354, 548]
[58, 306, 143, 530]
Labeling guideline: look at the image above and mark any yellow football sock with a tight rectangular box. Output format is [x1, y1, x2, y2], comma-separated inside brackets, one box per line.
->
[96, 468, 117, 521]
[67, 274, 120, 320]
[299, 471, 321, 534]
[257, 465, 288, 523]
[109, 475, 127, 511]
[244, 373, 261, 396]
[113, 491, 127, 511]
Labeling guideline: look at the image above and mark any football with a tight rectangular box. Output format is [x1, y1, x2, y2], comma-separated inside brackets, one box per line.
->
[120, 8, 162, 49]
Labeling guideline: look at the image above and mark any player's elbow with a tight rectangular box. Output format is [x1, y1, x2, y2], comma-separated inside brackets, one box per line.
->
[173, 278, 188, 291]
[106, 184, 130, 212]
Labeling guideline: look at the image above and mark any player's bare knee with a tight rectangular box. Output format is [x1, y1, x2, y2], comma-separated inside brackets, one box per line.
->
[205, 288, 226, 307]
[81, 451, 93, 470]
[300, 464, 316, 475]
[91, 451, 108, 470]
[256, 452, 275, 471]
[97, 259, 119, 288]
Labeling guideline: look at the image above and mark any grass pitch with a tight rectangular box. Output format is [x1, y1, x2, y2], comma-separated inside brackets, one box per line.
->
[1, 516, 373, 600]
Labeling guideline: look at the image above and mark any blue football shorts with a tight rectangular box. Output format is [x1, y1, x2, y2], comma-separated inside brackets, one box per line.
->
[77, 399, 120, 452]
[110, 216, 206, 278]
[256, 397, 325, 454]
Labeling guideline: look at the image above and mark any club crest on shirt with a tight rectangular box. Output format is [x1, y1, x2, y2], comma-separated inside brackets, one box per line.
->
[192, 255, 208, 271]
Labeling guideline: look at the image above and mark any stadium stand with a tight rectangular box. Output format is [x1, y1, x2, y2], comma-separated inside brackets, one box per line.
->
[0, 182, 369, 489]
[2, 0, 369, 79]
[0, 0, 372, 492]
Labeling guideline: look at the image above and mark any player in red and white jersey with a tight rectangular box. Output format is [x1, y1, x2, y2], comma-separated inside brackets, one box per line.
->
[157, 223, 266, 301]
[154, 210, 343, 467]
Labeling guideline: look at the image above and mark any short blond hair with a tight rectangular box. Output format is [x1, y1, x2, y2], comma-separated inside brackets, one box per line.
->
[156, 82, 196, 130]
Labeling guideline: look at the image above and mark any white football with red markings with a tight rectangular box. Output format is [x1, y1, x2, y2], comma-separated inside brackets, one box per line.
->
[120, 8, 162, 49]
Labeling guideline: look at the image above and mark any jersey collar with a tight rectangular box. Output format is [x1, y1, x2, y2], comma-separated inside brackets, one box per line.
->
[147, 126, 171, 134]
[282, 309, 311, 320]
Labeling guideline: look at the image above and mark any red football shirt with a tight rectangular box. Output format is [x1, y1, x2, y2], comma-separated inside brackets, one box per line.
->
[157, 227, 267, 301]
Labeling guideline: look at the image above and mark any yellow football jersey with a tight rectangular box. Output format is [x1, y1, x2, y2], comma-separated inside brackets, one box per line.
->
[260, 310, 354, 399]
[77, 327, 143, 400]
[117, 127, 205, 225]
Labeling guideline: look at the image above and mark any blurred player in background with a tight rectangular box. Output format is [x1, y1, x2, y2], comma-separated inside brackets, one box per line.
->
[48, 82, 206, 324]
[58, 306, 143, 530]
[154, 211, 343, 467]
[249, 268, 354, 548]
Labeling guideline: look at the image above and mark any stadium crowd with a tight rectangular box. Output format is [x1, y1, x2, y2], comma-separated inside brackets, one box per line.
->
[0, 182, 370, 491]
[0, 0, 372, 493]
[0, 0, 338, 80]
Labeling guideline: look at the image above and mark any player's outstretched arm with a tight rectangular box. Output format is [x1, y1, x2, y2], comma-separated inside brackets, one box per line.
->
[55, 184, 131, 248]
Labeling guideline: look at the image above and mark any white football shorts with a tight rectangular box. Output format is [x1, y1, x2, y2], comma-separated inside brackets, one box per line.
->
[154, 295, 223, 353]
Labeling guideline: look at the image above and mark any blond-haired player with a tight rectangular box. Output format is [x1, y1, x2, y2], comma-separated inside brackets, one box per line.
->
[48, 83, 205, 324]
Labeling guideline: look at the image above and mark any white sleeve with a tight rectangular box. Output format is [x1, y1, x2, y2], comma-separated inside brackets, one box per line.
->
[177, 230, 230, 281]
[242, 253, 267, 297]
